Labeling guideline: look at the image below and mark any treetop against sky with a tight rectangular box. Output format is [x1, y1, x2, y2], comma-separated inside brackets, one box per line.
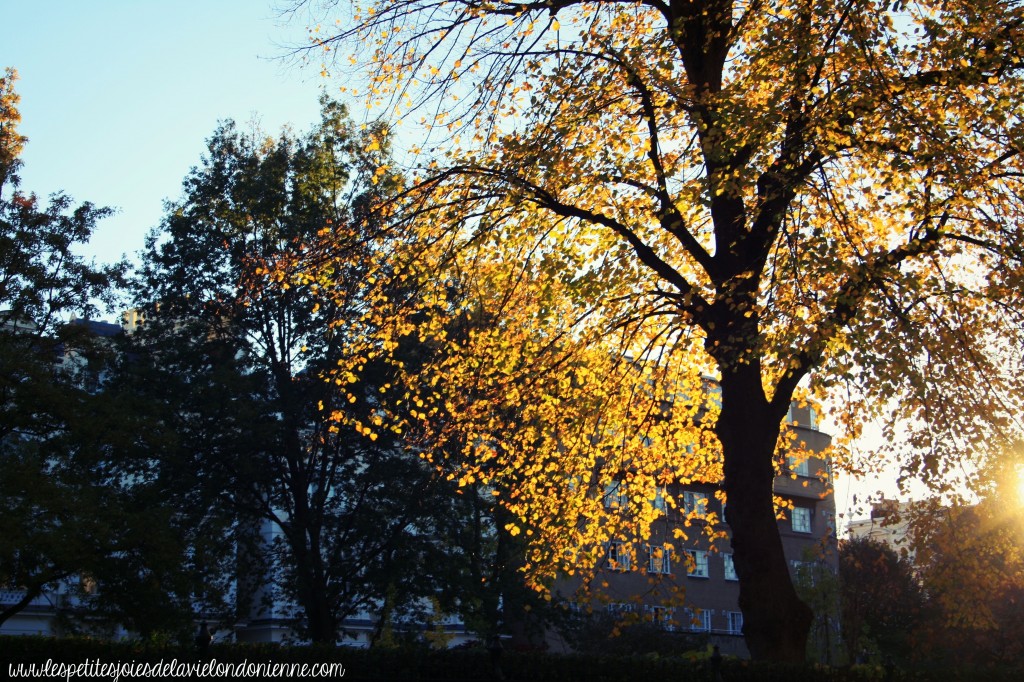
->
[3, 0, 1017, 515]
[281, 0, 1024, 659]
[2, 0, 327, 268]
[301, 0, 1024, 494]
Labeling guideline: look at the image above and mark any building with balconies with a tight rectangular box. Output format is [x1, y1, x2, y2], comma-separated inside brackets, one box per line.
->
[557, 401, 838, 658]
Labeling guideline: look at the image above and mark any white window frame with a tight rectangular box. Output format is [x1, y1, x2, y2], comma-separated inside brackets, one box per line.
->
[787, 454, 811, 476]
[605, 541, 632, 571]
[726, 611, 743, 634]
[723, 553, 738, 581]
[685, 549, 709, 578]
[683, 607, 711, 632]
[790, 560, 820, 585]
[644, 605, 674, 630]
[790, 559, 812, 576]
[792, 506, 812, 533]
[604, 481, 628, 510]
[651, 485, 667, 514]
[647, 544, 672, 575]
[682, 490, 708, 515]
[787, 403, 819, 430]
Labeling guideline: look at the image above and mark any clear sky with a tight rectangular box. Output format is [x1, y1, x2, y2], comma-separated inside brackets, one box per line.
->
[2, 0, 895, 522]
[2, 0, 330, 266]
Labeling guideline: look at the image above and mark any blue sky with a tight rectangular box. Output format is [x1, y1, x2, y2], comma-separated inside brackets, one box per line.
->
[2, 0, 332, 266]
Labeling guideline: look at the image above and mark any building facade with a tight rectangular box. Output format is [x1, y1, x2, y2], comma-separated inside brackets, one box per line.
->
[845, 498, 914, 558]
[2, 316, 838, 656]
[560, 403, 838, 657]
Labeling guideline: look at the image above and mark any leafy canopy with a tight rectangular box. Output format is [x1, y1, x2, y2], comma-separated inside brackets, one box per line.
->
[130, 98, 476, 643]
[0, 67, 173, 633]
[292, 0, 1024, 569]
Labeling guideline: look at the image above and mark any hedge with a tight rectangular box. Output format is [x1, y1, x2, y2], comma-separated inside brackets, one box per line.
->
[1, 636, 1020, 681]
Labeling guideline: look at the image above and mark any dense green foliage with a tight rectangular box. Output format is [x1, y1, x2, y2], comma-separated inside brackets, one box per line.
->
[0, 67, 184, 633]
[122, 98, 478, 642]
[838, 538, 926, 666]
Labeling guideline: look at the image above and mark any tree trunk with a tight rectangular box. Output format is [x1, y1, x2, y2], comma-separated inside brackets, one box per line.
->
[295, 549, 336, 643]
[717, 365, 812, 662]
[286, 510, 336, 643]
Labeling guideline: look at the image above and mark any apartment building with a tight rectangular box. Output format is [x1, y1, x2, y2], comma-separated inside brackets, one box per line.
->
[2, 315, 838, 654]
[562, 403, 837, 657]
[845, 498, 914, 558]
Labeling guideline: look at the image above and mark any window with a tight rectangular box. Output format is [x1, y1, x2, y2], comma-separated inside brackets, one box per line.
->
[726, 611, 744, 634]
[787, 454, 811, 476]
[790, 560, 815, 583]
[685, 549, 709, 578]
[790, 560, 827, 586]
[682, 608, 711, 631]
[682, 491, 708, 515]
[706, 381, 723, 409]
[607, 602, 633, 617]
[648, 544, 672, 574]
[603, 481, 628, 510]
[723, 553, 738, 581]
[651, 485, 667, 514]
[605, 541, 631, 571]
[791, 507, 812, 533]
[786, 403, 818, 429]
[645, 605, 673, 630]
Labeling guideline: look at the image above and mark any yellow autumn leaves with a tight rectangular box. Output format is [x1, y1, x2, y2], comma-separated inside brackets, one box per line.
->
[282, 0, 1024, 592]
[270, 176, 736, 589]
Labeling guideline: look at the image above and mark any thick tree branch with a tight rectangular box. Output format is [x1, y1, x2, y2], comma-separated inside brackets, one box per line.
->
[438, 164, 714, 324]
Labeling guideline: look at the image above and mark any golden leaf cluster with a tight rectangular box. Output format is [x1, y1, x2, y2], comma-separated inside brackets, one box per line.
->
[286, 0, 1024, 591]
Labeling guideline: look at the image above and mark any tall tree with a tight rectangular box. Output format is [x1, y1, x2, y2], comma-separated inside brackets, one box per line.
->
[0, 67, 26, 191]
[0, 67, 136, 629]
[289, 0, 1024, 660]
[129, 99, 458, 643]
